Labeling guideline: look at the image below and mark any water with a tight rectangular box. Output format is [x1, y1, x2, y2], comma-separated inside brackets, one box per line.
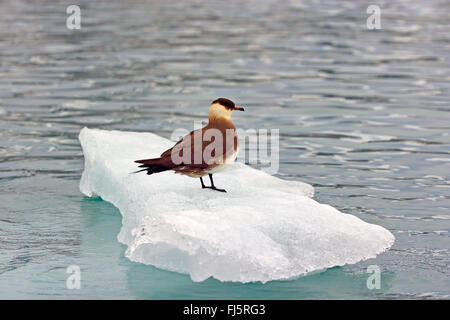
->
[0, 0, 449, 299]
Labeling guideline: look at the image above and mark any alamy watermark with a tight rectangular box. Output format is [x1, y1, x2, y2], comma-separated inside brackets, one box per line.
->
[366, 5, 381, 30]
[66, 5, 382, 31]
[170, 122, 279, 175]
[66, 5, 81, 30]
[366, 265, 381, 289]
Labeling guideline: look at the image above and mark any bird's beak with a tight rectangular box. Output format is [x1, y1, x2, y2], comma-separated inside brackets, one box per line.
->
[235, 106, 245, 111]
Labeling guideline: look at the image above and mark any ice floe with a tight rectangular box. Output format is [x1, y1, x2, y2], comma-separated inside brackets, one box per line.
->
[79, 127, 394, 283]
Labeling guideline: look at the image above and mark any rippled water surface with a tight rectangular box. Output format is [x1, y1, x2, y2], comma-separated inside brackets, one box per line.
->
[0, 0, 449, 299]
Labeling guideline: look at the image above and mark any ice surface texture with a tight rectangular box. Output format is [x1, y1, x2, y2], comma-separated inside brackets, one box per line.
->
[79, 128, 394, 283]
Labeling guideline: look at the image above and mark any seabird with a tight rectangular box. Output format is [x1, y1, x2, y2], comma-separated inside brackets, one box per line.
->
[134, 98, 244, 192]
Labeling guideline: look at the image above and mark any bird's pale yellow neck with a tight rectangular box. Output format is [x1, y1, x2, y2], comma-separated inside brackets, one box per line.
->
[208, 103, 233, 123]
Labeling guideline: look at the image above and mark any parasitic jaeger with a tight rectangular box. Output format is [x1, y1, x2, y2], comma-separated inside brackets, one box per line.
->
[134, 98, 244, 192]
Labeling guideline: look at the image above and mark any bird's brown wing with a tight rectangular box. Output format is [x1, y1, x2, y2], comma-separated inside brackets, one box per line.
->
[135, 124, 238, 176]
[160, 128, 199, 158]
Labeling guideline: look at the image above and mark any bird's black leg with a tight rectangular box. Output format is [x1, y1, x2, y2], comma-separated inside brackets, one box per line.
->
[208, 174, 226, 192]
[199, 174, 226, 192]
[200, 177, 206, 189]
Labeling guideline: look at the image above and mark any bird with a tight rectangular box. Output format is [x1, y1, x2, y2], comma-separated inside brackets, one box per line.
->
[134, 98, 244, 192]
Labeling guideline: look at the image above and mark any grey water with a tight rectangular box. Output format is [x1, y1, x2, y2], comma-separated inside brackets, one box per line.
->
[0, 0, 449, 299]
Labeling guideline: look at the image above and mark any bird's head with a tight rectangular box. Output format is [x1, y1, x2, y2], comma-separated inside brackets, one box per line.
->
[208, 98, 244, 121]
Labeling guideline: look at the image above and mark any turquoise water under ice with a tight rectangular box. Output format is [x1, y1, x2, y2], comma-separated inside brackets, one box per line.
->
[0, 0, 449, 299]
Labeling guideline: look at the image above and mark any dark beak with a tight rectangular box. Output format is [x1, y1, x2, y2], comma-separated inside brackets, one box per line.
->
[235, 106, 245, 111]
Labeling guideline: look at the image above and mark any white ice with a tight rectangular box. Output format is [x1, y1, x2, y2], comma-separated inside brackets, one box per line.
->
[79, 127, 394, 283]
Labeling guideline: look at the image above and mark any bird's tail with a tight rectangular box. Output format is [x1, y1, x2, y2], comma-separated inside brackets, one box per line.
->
[133, 158, 171, 175]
